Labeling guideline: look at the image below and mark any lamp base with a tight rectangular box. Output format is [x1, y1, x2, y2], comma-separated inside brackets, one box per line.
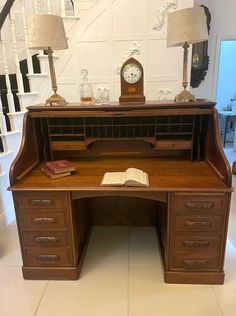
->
[46, 93, 67, 106]
[174, 89, 196, 103]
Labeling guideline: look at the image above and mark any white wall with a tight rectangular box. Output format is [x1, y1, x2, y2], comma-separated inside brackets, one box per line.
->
[55, 0, 194, 103]
[192, 0, 236, 102]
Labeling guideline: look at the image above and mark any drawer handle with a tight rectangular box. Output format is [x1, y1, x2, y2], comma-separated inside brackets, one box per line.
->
[183, 259, 208, 267]
[185, 220, 212, 229]
[183, 240, 210, 248]
[30, 199, 55, 206]
[35, 237, 59, 244]
[37, 254, 60, 262]
[33, 217, 57, 224]
[185, 201, 214, 209]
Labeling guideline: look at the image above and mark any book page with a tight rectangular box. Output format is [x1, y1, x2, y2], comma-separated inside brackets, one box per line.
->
[125, 168, 149, 186]
[100, 172, 126, 186]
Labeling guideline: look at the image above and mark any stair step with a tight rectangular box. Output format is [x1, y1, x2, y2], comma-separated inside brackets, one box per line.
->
[0, 130, 22, 154]
[37, 54, 59, 73]
[17, 92, 38, 111]
[0, 171, 15, 232]
[0, 151, 14, 174]
[27, 73, 49, 93]
[7, 111, 25, 131]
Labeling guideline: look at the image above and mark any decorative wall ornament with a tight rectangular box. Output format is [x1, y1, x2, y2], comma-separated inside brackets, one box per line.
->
[116, 42, 141, 74]
[153, 1, 178, 31]
[157, 88, 172, 100]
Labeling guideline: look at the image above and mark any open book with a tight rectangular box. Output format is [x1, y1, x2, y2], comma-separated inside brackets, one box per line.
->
[101, 168, 149, 187]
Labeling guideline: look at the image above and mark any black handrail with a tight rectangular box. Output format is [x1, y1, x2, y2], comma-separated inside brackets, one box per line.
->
[0, 0, 15, 30]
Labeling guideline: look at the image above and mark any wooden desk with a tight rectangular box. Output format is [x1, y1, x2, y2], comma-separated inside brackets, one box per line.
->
[9, 101, 232, 284]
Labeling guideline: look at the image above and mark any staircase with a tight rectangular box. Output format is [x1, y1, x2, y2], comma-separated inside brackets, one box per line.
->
[0, 0, 100, 232]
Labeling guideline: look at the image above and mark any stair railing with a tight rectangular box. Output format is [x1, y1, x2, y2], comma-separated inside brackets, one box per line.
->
[0, 0, 74, 153]
[0, 0, 15, 30]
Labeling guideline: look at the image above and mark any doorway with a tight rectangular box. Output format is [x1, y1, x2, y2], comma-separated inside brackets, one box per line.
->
[215, 39, 236, 150]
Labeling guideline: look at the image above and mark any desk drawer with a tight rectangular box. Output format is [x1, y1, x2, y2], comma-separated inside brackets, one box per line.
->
[172, 253, 219, 270]
[22, 231, 69, 247]
[173, 193, 226, 212]
[24, 248, 73, 266]
[174, 215, 223, 232]
[155, 140, 192, 149]
[17, 191, 67, 210]
[174, 235, 221, 252]
[18, 212, 68, 230]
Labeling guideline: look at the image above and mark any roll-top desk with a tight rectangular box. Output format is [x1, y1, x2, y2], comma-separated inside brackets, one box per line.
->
[9, 100, 233, 284]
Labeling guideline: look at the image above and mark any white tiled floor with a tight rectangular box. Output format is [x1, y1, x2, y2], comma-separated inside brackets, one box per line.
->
[0, 151, 236, 316]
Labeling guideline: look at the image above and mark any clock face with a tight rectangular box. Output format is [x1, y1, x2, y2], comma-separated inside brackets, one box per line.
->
[122, 63, 142, 84]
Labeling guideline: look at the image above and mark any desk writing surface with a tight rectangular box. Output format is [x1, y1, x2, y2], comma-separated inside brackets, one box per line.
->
[11, 157, 228, 192]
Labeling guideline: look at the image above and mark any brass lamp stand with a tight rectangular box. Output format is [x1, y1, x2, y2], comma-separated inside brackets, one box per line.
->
[175, 42, 195, 103]
[46, 47, 66, 106]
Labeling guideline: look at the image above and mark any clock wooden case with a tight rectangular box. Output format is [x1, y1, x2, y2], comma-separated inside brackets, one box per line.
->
[119, 57, 145, 104]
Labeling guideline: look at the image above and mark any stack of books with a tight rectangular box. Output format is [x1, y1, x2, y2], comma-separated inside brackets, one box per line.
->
[41, 160, 76, 179]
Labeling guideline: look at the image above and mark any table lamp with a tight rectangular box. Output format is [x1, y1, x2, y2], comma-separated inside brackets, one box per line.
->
[28, 15, 68, 106]
[167, 7, 208, 102]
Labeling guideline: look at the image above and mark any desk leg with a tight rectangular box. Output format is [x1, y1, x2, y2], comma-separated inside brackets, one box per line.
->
[233, 124, 236, 151]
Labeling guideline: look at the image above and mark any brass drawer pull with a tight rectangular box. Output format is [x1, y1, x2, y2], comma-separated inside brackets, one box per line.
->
[37, 254, 60, 262]
[183, 259, 208, 267]
[183, 240, 209, 248]
[33, 217, 57, 224]
[35, 237, 59, 244]
[112, 113, 123, 116]
[30, 199, 55, 206]
[185, 201, 214, 209]
[185, 220, 212, 229]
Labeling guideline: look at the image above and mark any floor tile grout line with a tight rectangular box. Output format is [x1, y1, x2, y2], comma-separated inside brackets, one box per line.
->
[34, 280, 49, 316]
[211, 285, 224, 316]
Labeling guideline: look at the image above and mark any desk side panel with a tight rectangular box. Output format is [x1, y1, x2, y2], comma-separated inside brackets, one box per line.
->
[9, 113, 39, 186]
[205, 109, 232, 186]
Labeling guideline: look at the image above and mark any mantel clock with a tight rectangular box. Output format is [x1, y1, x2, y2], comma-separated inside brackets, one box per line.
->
[119, 57, 145, 104]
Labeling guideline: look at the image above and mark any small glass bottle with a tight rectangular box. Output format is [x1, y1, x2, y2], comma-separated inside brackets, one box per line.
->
[79, 69, 94, 105]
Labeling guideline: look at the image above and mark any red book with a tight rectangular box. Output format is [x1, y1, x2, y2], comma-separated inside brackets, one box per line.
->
[46, 160, 76, 174]
[40, 166, 71, 179]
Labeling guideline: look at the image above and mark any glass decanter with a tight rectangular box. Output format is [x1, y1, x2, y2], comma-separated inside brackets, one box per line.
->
[79, 69, 94, 105]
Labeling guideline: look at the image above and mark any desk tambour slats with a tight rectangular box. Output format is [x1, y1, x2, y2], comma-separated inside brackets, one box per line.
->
[9, 101, 232, 284]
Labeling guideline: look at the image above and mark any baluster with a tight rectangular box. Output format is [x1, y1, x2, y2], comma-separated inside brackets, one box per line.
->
[9, 11, 24, 94]
[0, 95, 8, 152]
[0, 96, 7, 134]
[0, 31, 15, 115]
[20, 0, 34, 75]
[60, 0, 66, 17]
[47, 0, 52, 14]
